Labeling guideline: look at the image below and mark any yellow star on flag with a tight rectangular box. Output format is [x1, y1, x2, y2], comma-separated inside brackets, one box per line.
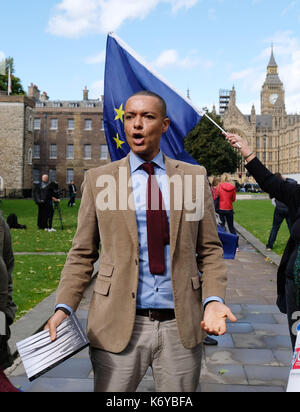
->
[113, 133, 125, 149]
[114, 103, 125, 123]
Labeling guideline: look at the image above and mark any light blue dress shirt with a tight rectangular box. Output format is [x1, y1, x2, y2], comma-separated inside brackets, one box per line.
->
[57, 150, 223, 314]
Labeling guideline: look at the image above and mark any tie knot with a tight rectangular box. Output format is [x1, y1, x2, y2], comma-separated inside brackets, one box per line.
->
[141, 162, 155, 176]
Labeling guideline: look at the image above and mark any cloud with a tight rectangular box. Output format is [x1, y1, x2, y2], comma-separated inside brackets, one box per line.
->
[89, 79, 104, 99]
[47, 0, 201, 38]
[153, 49, 213, 70]
[85, 50, 106, 64]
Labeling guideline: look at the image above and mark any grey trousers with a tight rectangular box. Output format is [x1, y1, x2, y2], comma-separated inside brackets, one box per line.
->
[90, 315, 202, 392]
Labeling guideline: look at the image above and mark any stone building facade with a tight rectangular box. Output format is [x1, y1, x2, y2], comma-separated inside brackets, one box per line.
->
[0, 92, 35, 196]
[30, 85, 109, 194]
[223, 48, 300, 177]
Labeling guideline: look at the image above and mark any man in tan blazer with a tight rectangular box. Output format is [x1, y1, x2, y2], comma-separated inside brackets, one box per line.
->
[46, 91, 236, 392]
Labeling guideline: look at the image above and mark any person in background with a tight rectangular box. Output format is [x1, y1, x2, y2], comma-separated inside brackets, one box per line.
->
[214, 173, 239, 251]
[226, 132, 300, 350]
[33, 174, 50, 230]
[0, 215, 19, 392]
[210, 176, 221, 199]
[266, 173, 295, 251]
[68, 181, 77, 208]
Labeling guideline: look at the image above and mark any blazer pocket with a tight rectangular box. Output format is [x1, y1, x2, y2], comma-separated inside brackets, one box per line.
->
[191, 276, 201, 290]
[98, 262, 114, 277]
[94, 279, 111, 296]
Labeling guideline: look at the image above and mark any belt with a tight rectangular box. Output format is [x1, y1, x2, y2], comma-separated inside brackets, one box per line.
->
[136, 309, 175, 322]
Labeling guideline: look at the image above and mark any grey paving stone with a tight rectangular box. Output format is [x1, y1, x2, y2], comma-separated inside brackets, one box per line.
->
[201, 383, 284, 392]
[204, 348, 279, 366]
[209, 333, 235, 348]
[252, 323, 290, 336]
[272, 350, 293, 367]
[243, 305, 281, 314]
[41, 358, 93, 379]
[232, 334, 266, 349]
[226, 322, 254, 334]
[200, 364, 248, 385]
[10, 377, 94, 392]
[244, 365, 290, 388]
[264, 335, 292, 350]
[273, 313, 289, 324]
[236, 313, 277, 324]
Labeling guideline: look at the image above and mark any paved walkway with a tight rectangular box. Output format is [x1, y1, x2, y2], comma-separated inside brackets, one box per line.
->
[6, 236, 292, 392]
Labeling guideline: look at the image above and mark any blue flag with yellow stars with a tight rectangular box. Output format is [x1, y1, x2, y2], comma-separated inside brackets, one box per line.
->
[103, 32, 201, 164]
[103, 33, 238, 260]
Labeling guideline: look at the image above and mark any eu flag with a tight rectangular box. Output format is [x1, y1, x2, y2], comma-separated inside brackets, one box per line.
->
[103, 33, 201, 164]
[103, 33, 238, 259]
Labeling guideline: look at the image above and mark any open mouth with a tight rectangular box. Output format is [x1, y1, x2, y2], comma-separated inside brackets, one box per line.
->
[132, 133, 145, 146]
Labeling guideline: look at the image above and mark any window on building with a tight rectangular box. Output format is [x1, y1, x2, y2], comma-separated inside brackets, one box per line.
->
[66, 144, 74, 159]
[52, 102, 62, 108]
[50, 118, 58, 130]
[33, 144, 40, 159]
[101, 119, 104, 130]
[33, 169, 40, 183]
[256, 137, 260, 149]
[34, 118, 41, 130]
[100, 144, 108, 160]
[68, 119, 75, 130]
[0, 176, 3, 191]
[28, 149, 33, 165]
[49, 169, 57, 182]
[84, 144, 92, 159]
[67, 169, 74, 184]
[50, 144, 57, 159]
[84, 119, 92, 130]
[28, 116, 33, 132]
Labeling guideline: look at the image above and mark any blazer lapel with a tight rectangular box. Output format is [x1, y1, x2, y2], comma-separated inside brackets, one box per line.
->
[165, 156, 184, 261]
[113, 155, 139, 248]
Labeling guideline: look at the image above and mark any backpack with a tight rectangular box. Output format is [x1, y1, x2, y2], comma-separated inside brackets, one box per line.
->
[6, 214, 26, 230]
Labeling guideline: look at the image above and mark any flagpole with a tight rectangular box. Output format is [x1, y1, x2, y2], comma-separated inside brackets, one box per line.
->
[203, 112, 242, 149]
[8, 66, 11, 96]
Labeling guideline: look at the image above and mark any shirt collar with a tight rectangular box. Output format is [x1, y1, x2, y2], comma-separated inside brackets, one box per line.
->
[129, 150, 165, 173]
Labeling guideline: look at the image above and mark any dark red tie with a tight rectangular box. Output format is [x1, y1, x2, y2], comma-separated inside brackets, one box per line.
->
[141, 163, 170, 275]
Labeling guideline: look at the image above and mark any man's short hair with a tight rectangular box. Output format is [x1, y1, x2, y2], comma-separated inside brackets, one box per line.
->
[129, 90, 167, 118]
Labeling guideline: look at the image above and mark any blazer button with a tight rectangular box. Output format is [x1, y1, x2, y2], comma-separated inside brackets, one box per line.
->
[132, 292, 135, 299]
[135, 259, 138, 265]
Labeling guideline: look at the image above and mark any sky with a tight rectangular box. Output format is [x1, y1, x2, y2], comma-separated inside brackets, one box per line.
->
[1, 0, 300, 115]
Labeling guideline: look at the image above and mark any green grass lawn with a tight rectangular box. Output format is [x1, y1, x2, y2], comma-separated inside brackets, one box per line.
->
[0, 198, 80, 319]
[0, 199, 79, 252]
[234, 199, 290, 256]
[13, 255, 67, 320]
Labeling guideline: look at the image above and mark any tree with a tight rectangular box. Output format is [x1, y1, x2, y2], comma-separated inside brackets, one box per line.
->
[0, 57, 25, 95]
[184, 109, 241, 176]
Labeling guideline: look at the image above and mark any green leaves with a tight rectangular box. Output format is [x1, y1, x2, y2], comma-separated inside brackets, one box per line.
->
[184, 110, 241, 176]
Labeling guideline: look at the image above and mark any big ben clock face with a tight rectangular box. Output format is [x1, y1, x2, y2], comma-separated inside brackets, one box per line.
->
[269, 94, 279, 105]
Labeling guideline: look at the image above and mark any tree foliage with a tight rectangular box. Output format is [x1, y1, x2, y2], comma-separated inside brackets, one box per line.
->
[0, 56, 25, 95]
[184, 109, 241, 176]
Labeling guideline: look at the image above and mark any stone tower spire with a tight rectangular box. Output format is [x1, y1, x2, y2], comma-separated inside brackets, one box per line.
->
[261, 46, 285, 115]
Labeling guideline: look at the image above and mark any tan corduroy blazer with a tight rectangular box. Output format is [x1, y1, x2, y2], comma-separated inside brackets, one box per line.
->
[56, 154, 227, 352]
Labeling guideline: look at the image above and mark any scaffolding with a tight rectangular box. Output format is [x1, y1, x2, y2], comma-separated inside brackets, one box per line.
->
[219, 89, 231, 115]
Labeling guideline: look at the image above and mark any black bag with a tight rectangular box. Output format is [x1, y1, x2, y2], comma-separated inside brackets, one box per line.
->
[6, 214, 26, 230]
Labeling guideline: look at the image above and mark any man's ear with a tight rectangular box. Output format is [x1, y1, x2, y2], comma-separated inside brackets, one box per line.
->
[162, 117, 170, 134]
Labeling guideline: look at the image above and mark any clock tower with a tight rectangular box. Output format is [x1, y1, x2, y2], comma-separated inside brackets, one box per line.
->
[261, 47, 286, 117]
